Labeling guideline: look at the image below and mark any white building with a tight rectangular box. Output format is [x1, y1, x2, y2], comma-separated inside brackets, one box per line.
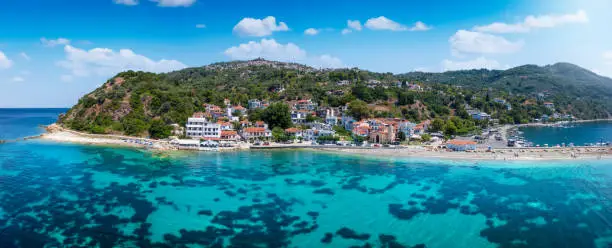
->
[186, 117, 221, 140]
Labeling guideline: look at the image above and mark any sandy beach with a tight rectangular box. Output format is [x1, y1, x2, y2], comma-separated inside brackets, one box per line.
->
[33, 124, 612, 161]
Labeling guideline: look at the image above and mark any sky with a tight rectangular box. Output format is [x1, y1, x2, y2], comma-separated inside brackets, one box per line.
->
[1, 0, 611, 107]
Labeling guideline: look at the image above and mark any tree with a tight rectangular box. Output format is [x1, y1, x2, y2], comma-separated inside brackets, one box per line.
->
[421, 133, 432, 142]
[248, 109, 264, 121]
[271, 127, 290, 142]
[430, 118, 445, 132]
[397, 131, 407, 141]
[444, 121, 457, 137]
[348, 100, 370, 120]
[149, 119, 172, 139]
[262, 103, 292, 129]
[122, 118, 148, 136]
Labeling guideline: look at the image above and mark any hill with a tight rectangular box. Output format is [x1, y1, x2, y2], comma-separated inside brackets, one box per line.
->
[59, 59, 612, 137]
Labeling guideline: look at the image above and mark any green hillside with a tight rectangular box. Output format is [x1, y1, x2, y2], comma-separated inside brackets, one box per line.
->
[59, 59, 612, 137]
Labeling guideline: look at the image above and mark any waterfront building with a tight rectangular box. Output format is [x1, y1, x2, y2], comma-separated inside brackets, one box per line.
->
[241, 127, 272, 141]
[185, 116, 221, 140]
[446, 140, 477, 151]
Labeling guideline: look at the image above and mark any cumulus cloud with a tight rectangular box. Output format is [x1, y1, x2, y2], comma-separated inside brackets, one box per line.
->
[224, 39, 306, 61]
[19, 52, 31, 61]
[195, 24, 206, 28]
[342, 20, 362, 35]
[363, 17, 431, 32]
[304, 28, 320, 36]
[57, 45, 187, 79]
[347, 20, 362, 31]
[312, 55, 344, 68]
[233, 16, 289, 37]
[114, 0, 139, 5]
[224, 39, 343, 69]
[410, 21, 431, 31]
[0, 51, 13, 69]
[450, 30, 524, 55]
[365, 16, 407, 31]
[41, 37, 71, 47]
[12, 76, 25, 82]
[474, 10, 588, 33]
[442, 57, 505, 71]
[152, 0, 196, 7]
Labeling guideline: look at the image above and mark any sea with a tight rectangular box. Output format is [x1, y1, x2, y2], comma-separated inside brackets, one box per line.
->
[2, 109, 612, 248]
[519, 121, 612, 147]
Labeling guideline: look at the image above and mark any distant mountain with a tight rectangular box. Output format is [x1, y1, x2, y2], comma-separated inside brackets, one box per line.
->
[59, 59, 612, 137]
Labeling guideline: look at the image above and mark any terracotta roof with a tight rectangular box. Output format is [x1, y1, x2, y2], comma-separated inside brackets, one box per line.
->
[285, 128, 301, 133]
[234, 105, 245, 110]
[447, 140, 477, 145]
[244, 127, 266, 133]
[221, 130, 238, 136]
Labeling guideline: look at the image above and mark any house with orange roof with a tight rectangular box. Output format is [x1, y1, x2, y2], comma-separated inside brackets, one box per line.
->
[217, 121, 233, 131]
[285, 127, 303, 138]
[446, 139, 477, 151]
[241, 127, 272, 141]
[220, 130, 241, 142]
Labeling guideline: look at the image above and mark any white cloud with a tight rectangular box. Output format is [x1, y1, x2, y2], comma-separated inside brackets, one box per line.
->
[342, 20, 362, 35]
[151, 0, 196, 7]
[19, 52, 30, 61]
[224, 39, 306, 61]
[365, 16, 407, 31]
[195, 24, 206, 28]
[410, 21, 431, 31]
[312, 55, 344, 68]
[0, 51, 13, 69]
[41, 37, 71, 47]
[57, 45, 187, 79]
[114, 0, 139, 6]
[224, 39, 343, 69]
[450, 30, 524, 55]
[442, 57, 504, 71]
[233, 16, 289, 37]
[12, 76, 24, 82]
[474, 10, 588, 33]
[364, 16, 430, 32]
[304, 28, 320, 36]
[347, 20, 362, 31]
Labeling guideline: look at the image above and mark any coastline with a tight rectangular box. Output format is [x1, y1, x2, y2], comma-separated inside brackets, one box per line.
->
[34, 124, 612, 162]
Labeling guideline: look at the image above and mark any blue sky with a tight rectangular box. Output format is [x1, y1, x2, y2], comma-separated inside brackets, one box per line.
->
[1, 0, 611, 107]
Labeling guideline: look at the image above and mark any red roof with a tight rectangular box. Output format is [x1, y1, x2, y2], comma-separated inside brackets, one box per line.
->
[285, 128, 301, 133]
[244, 127, 266, 133]
[221, 130, 238, 136]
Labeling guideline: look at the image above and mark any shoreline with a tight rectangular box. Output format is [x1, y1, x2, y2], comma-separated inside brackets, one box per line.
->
[31, 123, 612, 162]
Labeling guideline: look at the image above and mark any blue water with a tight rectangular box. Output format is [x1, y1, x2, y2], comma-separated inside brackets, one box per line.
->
[2, 110, 612, 247]
[0, 108, 67, 140]
[520, 121, 612, 146]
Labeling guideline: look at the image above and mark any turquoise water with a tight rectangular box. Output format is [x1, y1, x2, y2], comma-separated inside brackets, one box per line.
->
[2, 110, 612, 247]
[520, 121, 612, 146]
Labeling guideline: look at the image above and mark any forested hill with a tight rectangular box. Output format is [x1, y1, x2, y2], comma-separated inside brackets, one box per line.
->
[59, 59, 612, 137]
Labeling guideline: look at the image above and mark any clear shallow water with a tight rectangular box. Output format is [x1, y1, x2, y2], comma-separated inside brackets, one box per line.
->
[520, 121, 612, 146]
[2, 110, 612, 247]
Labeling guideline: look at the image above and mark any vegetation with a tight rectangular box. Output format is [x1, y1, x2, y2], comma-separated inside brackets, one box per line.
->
[59, 59, 612, 137]
[262, 103, 292, 130]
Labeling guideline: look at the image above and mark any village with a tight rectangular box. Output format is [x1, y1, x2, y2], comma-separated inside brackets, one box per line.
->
[175, 96, 512, 152]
